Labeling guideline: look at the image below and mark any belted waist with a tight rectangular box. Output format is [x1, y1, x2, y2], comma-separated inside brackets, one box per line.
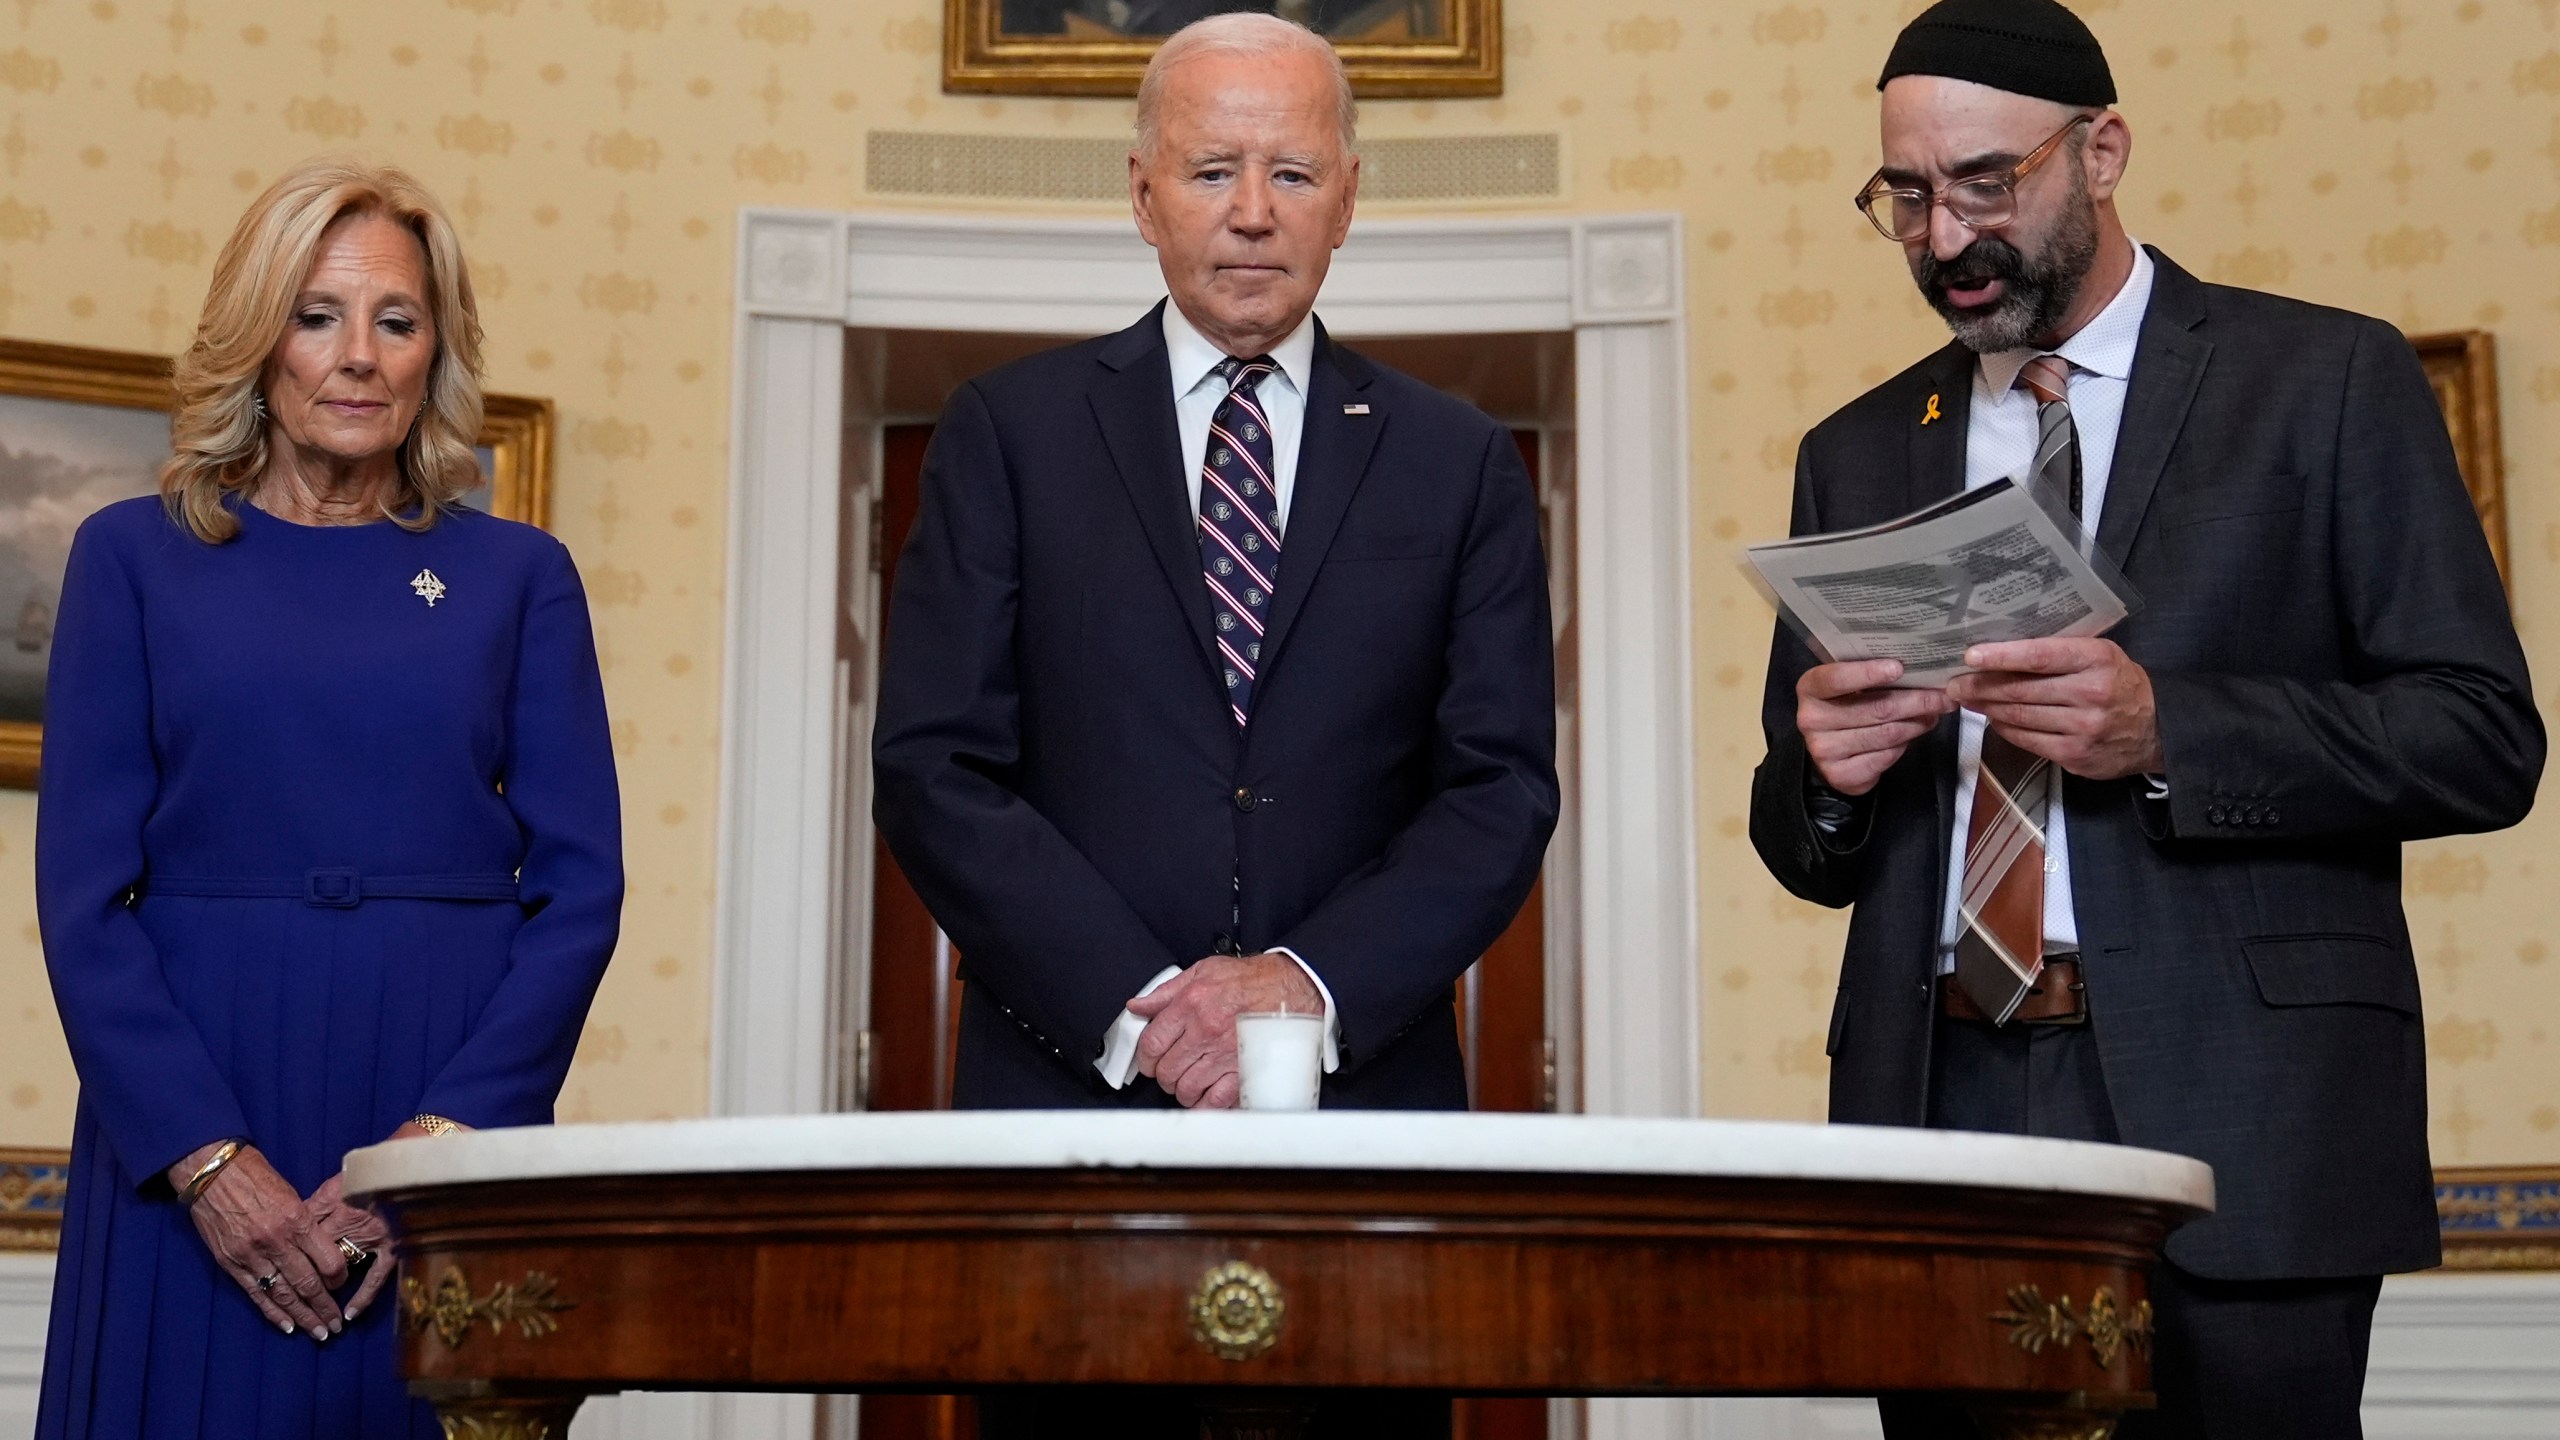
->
[140, 869, 520, 908]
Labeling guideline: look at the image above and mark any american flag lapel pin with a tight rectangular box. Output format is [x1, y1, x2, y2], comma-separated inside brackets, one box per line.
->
[1343, 403, 1370, 415]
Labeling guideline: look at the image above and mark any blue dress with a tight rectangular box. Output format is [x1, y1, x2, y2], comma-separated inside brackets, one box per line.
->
[33, 496, 623, 1439]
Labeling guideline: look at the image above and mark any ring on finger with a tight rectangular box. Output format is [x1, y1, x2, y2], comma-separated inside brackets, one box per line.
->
[257, 1273, 279, 1292]
[336, 1236, 366, 1264]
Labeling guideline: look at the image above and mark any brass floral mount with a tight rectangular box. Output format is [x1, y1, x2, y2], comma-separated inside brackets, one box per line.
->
[432, 1396, 584, 1440]
[1190, 1260, 1286, 1361]
[1991, 1283, 2154, 1368]
[402, 1264, 576, 1349]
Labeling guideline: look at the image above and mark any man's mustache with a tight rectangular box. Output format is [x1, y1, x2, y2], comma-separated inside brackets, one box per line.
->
[1916, 237, 2031, 299]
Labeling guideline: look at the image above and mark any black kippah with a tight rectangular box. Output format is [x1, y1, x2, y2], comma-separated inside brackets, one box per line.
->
[1878, 0, 2116, 107]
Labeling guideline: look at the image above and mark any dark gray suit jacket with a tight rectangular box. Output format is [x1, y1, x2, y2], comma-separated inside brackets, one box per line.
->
[1750, 249, 2542, 1281]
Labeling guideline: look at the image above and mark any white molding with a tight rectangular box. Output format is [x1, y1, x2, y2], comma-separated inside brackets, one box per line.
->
[2364, 1271, 2560, 1438]
[0, 1253, 49, 1440]
[1572, 310, 1699, 1125]
[711, 309, 846, 1121]
[1573, 216, 1684, 327]
[738, 208, 847, 321]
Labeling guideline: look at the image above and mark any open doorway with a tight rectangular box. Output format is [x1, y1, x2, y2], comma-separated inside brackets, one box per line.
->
[839, 324, 1578, 1440]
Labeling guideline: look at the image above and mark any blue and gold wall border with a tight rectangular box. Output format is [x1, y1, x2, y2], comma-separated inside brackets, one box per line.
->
[0, 1146, 68, 1253]
[2436, 1166, 2560, 1271]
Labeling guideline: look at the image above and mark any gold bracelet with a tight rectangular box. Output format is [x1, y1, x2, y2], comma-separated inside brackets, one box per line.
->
[179, 1139, 244, 1203]
[411, 1113, 461, 1137]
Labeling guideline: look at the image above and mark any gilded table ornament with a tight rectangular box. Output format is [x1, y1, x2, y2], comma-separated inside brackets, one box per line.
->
[402, 1264, 575, 1349]
[1990, 1284, 2153, 1369]
[1964, 1407, 2121, 1440]
[1189, 1260, 1286, 1362]
[431, 1396, 584, 1440]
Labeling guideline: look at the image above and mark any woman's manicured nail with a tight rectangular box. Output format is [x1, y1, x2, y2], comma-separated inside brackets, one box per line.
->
[282, 1321, 294, 1334]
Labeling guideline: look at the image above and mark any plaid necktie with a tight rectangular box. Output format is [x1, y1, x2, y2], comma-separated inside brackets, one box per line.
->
[1951, 355, 2079, 1023]
[1199, 355, 1283, 728]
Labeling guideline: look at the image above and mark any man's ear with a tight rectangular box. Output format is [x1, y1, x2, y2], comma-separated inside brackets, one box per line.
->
[1130, 152, 1162, 248]
[2081, 111, 2132, 204]
[1331, 153, 1361, 250]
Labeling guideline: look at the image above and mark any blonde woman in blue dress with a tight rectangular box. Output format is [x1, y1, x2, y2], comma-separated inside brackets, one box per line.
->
[35, 158, 622, 1439]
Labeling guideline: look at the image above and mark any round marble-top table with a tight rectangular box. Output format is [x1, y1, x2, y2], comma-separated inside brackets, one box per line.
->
[347, 1112, 2212, 1440]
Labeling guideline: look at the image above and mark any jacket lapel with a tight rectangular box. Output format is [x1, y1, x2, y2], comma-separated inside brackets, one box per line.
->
[2094, 248, 2213, 571]
[1907, 341, 1974, 515]
[1257, 323, 1383, 674]
[1088, 303, 1221, 680]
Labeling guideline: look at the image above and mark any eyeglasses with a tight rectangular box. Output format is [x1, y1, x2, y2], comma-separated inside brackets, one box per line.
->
[1853, 116, 2093, 243]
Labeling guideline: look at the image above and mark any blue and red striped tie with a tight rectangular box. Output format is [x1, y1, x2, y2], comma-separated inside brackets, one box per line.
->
[1200, 355, 1283, 727]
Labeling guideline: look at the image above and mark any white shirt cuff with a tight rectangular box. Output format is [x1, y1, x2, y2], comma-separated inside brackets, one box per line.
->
[1095, 965, 1183, 1089]
[1268, 946, 1341, 1074]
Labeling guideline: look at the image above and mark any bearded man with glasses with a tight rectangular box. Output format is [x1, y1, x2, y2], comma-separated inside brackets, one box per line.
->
[1749, 1, 2541, 1435]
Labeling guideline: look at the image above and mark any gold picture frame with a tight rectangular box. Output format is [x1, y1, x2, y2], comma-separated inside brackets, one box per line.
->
[2409, 329, 2507, 591]
[0, 336, 555, 788]
[943, 0, 1500, 98]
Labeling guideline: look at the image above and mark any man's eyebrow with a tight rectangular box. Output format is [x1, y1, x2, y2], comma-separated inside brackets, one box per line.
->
[1876, 148, 2027, 187]
[1945, 147, 2025, 177]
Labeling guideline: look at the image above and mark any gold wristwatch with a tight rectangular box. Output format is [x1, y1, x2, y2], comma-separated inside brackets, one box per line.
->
[411, 1113, 462, 1137]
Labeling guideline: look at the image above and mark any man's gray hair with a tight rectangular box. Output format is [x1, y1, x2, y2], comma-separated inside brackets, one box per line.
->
[1133, 12, 1358, 161]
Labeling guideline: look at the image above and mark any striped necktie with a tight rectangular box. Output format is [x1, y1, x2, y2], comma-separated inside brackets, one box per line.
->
[1199, 355, 1283, 728]
[1951, 354, 2079, 1024]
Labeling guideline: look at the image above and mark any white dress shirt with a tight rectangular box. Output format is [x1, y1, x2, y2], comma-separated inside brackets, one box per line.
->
[1935, 240, 2156, 970]
[1095, 301, 1340, 1090]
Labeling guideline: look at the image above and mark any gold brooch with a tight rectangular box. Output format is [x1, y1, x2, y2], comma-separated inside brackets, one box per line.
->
[1922, 393, 1943, 426]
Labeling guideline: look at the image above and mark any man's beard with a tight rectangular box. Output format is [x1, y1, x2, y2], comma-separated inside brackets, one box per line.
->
[1910, 184, 2100, 354]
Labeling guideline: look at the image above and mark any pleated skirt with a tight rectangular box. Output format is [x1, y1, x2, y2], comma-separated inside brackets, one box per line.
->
[38, 893, 524, 1440]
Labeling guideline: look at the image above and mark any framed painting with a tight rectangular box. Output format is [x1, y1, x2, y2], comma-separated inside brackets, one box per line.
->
[2408, 329, 2508, 592]
[943, 0, 1500, 97]
[0, 336, 555, 788]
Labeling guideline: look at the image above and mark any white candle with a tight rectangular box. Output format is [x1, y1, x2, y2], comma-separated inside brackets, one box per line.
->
[1236, 1012, 1324, 1111]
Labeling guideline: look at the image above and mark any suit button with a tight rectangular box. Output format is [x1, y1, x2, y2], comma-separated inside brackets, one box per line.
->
[2267, 806, 2282, 825]
[1233, 787, 1257, 812]
[2207, 804, 2227, 825]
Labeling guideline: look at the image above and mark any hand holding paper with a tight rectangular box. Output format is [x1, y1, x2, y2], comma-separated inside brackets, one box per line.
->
[1795, 658, 1959, 796]
[1949, 638, 2163, 780]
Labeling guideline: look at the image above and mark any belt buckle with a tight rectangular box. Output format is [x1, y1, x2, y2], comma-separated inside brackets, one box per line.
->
[303, 868, 362, 908]
[2021, 955, 2089, 1026]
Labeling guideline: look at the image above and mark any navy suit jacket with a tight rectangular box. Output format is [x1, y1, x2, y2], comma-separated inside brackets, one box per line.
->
[873, 303, 1559, 1109]
[1751, 250, 2542, 1280]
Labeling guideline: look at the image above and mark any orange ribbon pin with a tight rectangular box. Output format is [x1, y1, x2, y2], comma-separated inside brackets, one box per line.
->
[1922, 393, 1942, 426]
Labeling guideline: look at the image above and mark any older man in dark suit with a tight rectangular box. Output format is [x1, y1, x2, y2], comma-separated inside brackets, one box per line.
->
[874, 11, 1556, 1123]
[1750, 1, 2541, 1435]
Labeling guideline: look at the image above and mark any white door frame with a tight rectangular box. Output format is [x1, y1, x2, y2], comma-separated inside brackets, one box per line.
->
[716, 207, 1697, 1133]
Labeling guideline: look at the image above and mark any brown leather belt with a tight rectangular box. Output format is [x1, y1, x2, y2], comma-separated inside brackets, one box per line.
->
[1941, 954, 2088, 1025]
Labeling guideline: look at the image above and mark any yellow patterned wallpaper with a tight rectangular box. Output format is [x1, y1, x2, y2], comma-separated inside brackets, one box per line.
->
[0, 0, 2552, 1166]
